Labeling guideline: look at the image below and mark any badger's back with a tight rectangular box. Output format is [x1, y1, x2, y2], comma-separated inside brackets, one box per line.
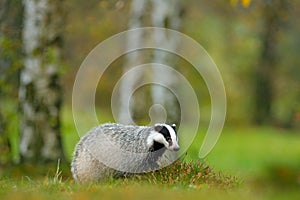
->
[92, 123, 151, 152]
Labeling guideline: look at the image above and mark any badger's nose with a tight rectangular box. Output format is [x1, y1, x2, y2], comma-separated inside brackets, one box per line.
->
[173, 145, 180, 151]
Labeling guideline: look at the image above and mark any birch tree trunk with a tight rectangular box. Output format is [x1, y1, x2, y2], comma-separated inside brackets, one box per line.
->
[150, 0, 182, 124]
[0, 0, 23, 165]
[118, 0, 147, 124]
[19, 0, 65, 163]
[119, 0, 182, 124]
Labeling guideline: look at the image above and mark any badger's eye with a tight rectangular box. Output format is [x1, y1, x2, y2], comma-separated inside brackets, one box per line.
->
[167, 138, 172, 145]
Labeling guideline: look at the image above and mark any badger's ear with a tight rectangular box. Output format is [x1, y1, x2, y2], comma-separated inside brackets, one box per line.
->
[154, 124, 163, 132]
[171, 124, 176, 131]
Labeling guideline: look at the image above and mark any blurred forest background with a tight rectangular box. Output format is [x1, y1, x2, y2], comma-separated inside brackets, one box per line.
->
[0, 0, 300, 196]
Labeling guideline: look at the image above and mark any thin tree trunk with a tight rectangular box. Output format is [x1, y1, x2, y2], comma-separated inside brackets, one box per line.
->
[118, 0, 147, 124]
[19, 0, 65, 163]
[254, 0, 286, 124]
[150, 0, 182, 124]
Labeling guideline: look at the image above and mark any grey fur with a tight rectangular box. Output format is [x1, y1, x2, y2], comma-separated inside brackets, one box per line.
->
[71, 123, 178, 183]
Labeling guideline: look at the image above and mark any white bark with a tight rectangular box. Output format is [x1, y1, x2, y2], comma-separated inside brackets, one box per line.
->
[151, 0, 181, 123]
[19, 0, 65, 163]
[119, 0, 182, 124]
[118, 0, 148, 124]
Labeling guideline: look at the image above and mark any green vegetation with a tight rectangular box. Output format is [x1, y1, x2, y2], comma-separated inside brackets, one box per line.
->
[0, 177, 241, 200]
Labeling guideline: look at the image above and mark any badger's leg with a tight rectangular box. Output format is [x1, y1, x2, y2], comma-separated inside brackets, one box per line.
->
[71, 147, 112, 183]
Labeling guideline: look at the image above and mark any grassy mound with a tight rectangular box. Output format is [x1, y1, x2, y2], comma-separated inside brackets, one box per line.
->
[130, 159, 239, 189]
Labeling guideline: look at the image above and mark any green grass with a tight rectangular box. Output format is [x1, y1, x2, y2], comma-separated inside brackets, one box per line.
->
[0, 159, 241, 200]
[189, 126, 300, 176]
[1, 107, 300, 199]
[0, 178, 244, 200]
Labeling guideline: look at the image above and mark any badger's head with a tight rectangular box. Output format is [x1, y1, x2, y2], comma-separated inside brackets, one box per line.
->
[147, 123, 180, 152]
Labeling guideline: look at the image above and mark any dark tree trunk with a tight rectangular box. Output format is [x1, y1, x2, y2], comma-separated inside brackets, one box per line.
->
[254, 0, 286, 124]
[0, 0, 23, 165]
[19, 0, 65, 163]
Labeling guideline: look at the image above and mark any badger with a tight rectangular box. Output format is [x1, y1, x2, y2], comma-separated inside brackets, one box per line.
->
[71, 123, 180, 183]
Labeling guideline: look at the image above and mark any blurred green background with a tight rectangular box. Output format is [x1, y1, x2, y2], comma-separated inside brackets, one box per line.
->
[61, 0, 300, 126]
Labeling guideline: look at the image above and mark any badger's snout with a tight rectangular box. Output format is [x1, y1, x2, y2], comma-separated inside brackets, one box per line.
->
[170, 144, 180, 151]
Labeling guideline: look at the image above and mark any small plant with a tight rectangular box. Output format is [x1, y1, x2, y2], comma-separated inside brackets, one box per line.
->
[53, 159, 63, 184]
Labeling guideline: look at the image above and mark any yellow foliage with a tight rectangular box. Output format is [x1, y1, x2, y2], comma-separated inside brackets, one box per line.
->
[240, 0, 251, 7]
[230, 0, 251, 8]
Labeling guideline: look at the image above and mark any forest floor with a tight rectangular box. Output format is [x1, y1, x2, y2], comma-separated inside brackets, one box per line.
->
[1, 109, 300, 200]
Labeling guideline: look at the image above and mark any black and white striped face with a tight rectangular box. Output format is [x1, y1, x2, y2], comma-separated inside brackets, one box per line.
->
[147, 123, 180, 151]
